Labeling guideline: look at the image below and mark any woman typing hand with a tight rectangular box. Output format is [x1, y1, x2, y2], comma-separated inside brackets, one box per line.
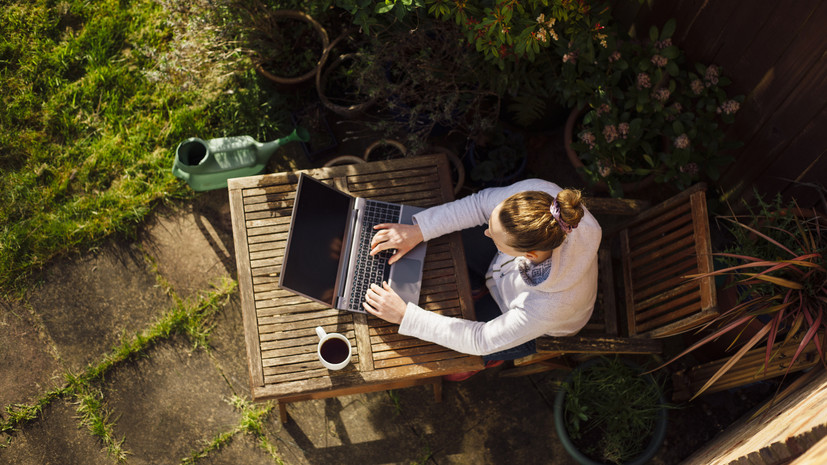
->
[368, 223, 424, 264]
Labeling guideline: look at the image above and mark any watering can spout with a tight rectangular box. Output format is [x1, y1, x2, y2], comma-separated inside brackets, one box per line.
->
[172, 127, 309, 191]
[257, 127, 310, 158]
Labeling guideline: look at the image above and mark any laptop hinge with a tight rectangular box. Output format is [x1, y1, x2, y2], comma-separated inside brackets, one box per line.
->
[335, 203, 360, 308]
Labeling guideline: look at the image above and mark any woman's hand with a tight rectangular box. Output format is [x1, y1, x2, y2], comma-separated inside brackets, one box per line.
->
[363, 281, 407, 324]
[370, 223, 424, 265]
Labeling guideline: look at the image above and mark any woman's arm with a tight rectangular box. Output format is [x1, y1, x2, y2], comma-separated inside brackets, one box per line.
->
[398, 301, 557, 356]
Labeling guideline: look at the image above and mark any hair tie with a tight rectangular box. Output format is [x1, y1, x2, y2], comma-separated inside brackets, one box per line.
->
[550, 197, 574, 233]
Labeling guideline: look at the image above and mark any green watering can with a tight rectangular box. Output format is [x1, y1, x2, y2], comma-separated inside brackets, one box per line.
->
[172, 127, 310, 191]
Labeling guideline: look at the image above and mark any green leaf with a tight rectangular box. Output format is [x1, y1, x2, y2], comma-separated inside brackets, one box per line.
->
[649, 25, 659, 42]
[661, 18, 676, 40]
[375, 3, 394, 14]
[662, 45, 680, 60]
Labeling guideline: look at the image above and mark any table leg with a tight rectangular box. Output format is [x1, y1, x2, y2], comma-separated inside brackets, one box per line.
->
[433, 378, 443, 403]
[278, 401, 289, 423]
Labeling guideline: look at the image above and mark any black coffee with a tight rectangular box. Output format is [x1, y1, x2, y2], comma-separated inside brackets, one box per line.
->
[320, 337, 350, 364]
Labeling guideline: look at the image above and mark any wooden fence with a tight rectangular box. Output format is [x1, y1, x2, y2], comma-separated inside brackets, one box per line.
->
[613, 0, 827, 209]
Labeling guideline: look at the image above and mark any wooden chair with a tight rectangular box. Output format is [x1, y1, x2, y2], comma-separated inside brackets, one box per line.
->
[503, 184, 719, 376]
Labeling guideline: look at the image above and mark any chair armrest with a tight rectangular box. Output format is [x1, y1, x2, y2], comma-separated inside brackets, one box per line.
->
[536, 335, 663, 355]
[584, 197, 651, 216]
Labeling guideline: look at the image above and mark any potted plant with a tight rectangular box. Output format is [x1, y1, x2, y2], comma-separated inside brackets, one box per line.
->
[358, 21, 499, 155]
[466, 126, 527, 188]
[559, 18, 743, 197]
[554, 357, 669, 465]
[237, 4, 330, 88]
[316, 32, 380, 118]
[290, 103, 338, 162]
[654, 192, 827, 398]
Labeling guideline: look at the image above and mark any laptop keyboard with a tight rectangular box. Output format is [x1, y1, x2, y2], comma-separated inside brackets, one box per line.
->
[347, 201, 402, 312]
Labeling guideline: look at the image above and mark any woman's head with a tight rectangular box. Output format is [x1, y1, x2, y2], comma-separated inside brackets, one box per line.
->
[492, 189, 585, 254]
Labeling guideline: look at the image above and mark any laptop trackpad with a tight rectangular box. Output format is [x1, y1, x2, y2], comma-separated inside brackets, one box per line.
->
[390, 257, 423, 304]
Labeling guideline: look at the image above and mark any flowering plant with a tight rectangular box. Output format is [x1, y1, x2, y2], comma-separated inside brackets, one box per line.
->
[565, 18, 744, 197]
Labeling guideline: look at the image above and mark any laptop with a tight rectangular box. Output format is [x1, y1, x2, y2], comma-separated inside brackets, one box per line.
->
[279, 173, 427, 313]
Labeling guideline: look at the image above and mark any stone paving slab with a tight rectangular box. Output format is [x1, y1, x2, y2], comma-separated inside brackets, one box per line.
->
[24, 242, 174, 374]
[201, 293, 251, 398]
[273, 391, 419, 464]
[101, 339, 240, 465]
[139, 191, 236, 302]
[0, 398, 113, 465]
[0, 299, 63, 412]
[198, 433, 275, 465]
[388, 369, 576, 465]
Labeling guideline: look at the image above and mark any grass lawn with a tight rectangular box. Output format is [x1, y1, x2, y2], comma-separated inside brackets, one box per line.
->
[0, 0, 311, 295]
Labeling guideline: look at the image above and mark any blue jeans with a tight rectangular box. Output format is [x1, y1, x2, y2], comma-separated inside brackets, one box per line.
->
[462, 226, 538, 362]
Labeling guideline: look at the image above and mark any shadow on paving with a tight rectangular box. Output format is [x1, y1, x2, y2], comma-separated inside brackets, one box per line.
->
[270, 367, 579, 465]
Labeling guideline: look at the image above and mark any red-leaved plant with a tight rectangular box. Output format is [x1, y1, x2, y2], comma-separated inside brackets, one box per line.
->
[656, 194, 826, 399]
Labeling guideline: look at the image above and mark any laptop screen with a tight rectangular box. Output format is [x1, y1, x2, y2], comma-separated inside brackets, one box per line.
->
[279, 175, 352, 306]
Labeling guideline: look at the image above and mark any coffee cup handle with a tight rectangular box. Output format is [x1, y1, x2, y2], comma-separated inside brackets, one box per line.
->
[315, 326, 327, 340]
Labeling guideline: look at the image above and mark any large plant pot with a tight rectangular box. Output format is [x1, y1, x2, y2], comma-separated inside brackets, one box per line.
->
[554, 358, 668, 465]
[290, 103, 338, 162]
[363, 139, 407, 162]
[253, 10, 329, 88]
[466, 128, 527, 188]
[316, 33, 378, 118]
[564, 107, 656, 195]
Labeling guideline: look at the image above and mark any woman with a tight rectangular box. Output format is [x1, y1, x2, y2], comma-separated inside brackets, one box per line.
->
[363, 179, 601, 379]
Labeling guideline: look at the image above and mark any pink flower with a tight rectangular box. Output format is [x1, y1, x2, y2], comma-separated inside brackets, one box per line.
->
[653, 88, 671, 102]
[596, 103, 611, 116]
[705, 65, 719, 86]
[579, 131, 596, 149]
[680, 162, 699, 175]
[691, 79, 704, 95]
[705, 65, 719, 80]
[655, 38, 672, 49]
[597, 160, 612, 177]
[608, 50, 621, 62]
[618, 122, 630, 138]
[674, 133, 690, 149]
[636, 73, 652, 89]
[717, 99, 740, 115]
[603, 124, 619, 143]
[651, 54, 668, 68]
[563, 52, 578, 64]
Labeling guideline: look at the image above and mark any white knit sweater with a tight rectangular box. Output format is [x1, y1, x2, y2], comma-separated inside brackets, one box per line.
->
[398, 179, 602, 356]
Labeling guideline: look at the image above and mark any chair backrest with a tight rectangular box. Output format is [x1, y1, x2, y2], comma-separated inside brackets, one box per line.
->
[619, 183, 718, 338]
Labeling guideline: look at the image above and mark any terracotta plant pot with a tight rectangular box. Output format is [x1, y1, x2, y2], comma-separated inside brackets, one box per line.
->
[564, 107, 656, 194]
[316, 33, 378, 118]
[254, 10, 329, 88]
[323, 155, 365, 167]
[363, 139, 406, 162]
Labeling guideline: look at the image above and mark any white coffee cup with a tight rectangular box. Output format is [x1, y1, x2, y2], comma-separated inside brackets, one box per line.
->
[315, 326, 352, 370]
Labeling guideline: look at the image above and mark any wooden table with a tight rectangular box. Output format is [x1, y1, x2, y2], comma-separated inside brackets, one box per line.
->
[228, 153, 484, 421]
